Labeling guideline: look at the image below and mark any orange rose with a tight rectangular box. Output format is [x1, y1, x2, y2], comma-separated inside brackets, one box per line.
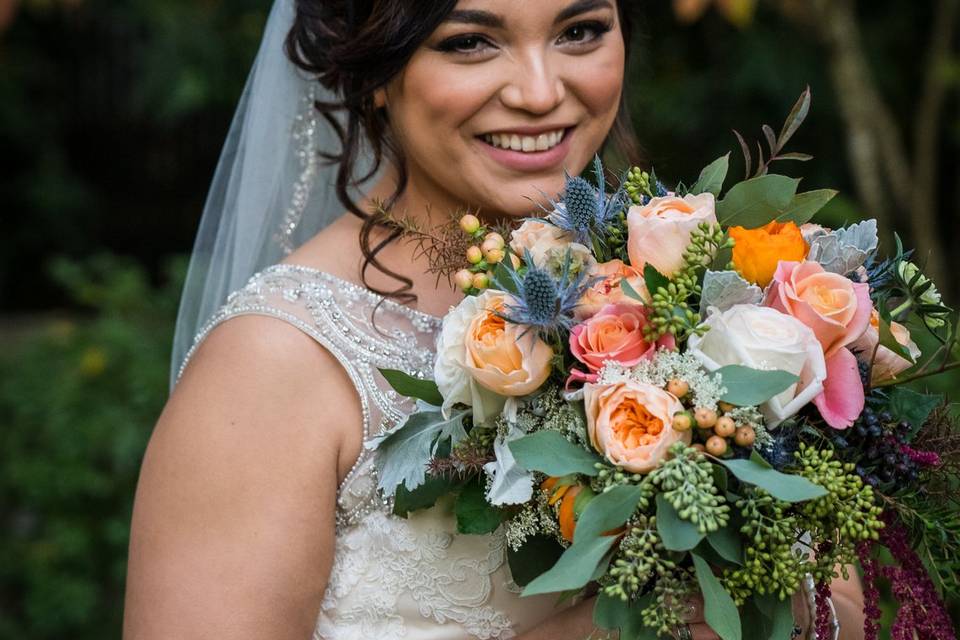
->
[729, 221, 808, 288]
[584, 381, 690, 474]
[576, 259, 650, 320]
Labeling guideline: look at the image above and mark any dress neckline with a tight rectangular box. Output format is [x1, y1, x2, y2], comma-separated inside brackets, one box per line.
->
[268, 262, 446, 326]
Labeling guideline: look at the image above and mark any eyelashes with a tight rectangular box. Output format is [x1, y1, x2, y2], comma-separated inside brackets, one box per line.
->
[435, 19, 615, 57]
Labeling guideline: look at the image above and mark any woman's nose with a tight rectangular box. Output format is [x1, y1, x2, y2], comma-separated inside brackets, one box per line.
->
[499, 53, 566, 115]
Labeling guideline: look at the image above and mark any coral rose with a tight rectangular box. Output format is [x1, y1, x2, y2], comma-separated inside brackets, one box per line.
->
[729, 221, 809, 288]
[584, 381, 690, 474]
[850, 309, 921, 383]
[626, 193, 717, 278]
[764, 261, 872, 429]
[577, 259, 650, 320]
[435, 290, 552, 422]
[569, 305, 675, 384]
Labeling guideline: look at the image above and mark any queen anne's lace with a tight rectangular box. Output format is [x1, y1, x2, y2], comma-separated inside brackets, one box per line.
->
[181, 265, 562, 639]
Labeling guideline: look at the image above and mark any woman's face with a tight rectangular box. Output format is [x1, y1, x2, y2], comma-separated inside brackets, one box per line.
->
[383, 0, 626, 219]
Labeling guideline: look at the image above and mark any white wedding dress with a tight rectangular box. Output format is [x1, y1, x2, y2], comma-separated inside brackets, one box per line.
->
[178, 264, 565, 640]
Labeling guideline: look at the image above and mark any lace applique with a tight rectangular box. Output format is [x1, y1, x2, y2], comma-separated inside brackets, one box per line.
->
[315, 511, 514, 640]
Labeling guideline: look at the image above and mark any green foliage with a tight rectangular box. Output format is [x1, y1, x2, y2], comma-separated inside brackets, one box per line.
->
[0, 254, 184, 639]
[691, 154, 731, 196]
[454, 479, 504, 535]
[521, 534, 618, 597]
[378, 369, 444, 407]
[605, 514, 676, 602]
[716, 174, 800, 228]
[715, 365, 799, 407]
[508, 430, 603, 477]
[573, 484, 647, 542]
[693, 553, 742, 640]
[506, 535, 566, 587]
[720, 452, 827, 503]
[649, 443, 730, 534]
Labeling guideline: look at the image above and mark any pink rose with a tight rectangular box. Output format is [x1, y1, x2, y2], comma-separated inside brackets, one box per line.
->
[569, 305, 674, 385]
[764, 261, 872, 429]
[576, 260, 650, 320]
[509, 219, 572, 267]
[626, 193, 717, 277]
[850, 309, 921, 383]
[584, 381, 691, 474]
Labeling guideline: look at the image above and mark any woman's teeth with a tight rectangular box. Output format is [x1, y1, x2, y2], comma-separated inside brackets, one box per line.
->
[482, 129, 565, 153]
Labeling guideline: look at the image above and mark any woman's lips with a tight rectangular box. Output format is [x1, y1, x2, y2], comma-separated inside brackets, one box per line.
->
[475, 127, 574, 173]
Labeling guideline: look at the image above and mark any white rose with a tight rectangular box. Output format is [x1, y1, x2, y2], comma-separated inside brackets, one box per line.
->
[687, 305, 827, 427]
[434, 291, 506, 423]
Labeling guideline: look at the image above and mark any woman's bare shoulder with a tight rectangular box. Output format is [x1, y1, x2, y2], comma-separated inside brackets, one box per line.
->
[124, 315, 362, 638]
[282, 212, 364, 281]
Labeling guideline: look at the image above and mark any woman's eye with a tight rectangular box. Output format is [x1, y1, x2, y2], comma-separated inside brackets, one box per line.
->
[437, 34, 494, 55]
[557, 20, 612, 46]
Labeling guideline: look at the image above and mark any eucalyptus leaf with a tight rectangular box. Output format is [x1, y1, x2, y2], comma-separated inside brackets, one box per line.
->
[717, 175, 800, 229]
[720, 455, 826, 503]
[692, 154, 730, 196]
[699, 271, 763, 317]
[778, 87, 811, 150]
[574, 484, 646, 542]
[522, 535, 618, 596]
[888, 387, 943, 435]
[455, 479, 504, 535]
[692, 553, 742, 640]
[621, 278, 647, 302]
[755, 593, 796, 640]
[393, 475, 457, 517]
[507, 535, 565, 587]
[776, 189, 837, 226]
[715, 365, 799, 407]
[656, 494, 704, 551]
[379, 368, 443, 406]
[707, 525, 744, 565]
[509, 430, 603, 477]
[371, 407, 469, 495]
[644, 264, 670, 295]
[594, 592, 656, 640]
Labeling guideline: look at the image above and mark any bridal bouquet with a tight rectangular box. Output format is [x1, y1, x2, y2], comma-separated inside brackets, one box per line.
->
[372, 90, 960, 640]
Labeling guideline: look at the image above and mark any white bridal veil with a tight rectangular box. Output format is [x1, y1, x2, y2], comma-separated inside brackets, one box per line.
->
[170, 0, 371, 389]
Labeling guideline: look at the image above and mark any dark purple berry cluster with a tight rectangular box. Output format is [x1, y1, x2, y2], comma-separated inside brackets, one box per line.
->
[827, 406, 919, 490]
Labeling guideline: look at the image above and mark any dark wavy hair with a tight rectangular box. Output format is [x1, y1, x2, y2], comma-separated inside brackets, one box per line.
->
[286, 0, 643, 303]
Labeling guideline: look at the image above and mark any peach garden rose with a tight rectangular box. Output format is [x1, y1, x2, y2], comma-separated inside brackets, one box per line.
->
[576, 259, 650, 320]
[584, 381, 690, 474]
[434, 290, 552, 422]
[626, 193, 717, 278]
[850, 309, 921, 384]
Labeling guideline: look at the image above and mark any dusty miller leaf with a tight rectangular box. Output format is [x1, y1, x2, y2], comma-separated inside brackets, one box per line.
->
[371, 407, 469, 495]
[700, 270, 763, 317]
[807, 219, 878, 275]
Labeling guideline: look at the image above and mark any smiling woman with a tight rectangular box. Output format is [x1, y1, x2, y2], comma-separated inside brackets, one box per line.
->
[121, 1, 854, 639]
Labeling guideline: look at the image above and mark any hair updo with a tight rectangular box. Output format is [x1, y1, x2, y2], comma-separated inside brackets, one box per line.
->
[285, 0, 643, 303]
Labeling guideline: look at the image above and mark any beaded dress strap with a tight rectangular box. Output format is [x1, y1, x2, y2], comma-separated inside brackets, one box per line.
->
[177, 264, 442, 529]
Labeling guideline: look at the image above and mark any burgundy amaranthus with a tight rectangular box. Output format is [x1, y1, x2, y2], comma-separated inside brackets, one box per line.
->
[814, 580, 834, 640]
[856, 541, 882, 640]
[899, 442, 941, 468]
[879, 511, 956, 640]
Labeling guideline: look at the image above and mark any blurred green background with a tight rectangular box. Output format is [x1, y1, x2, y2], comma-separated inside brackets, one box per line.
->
[0, 0, 957, 637]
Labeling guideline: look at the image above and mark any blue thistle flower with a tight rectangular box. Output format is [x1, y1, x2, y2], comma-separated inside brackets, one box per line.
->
[539, 156, 627, 245]
[492, 250, 595, 337]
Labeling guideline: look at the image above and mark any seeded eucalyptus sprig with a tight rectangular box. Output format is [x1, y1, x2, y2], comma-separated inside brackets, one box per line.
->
[604, 514, 676, 601]
[649, 442, 730, 534]
[642, 223, 735, 343]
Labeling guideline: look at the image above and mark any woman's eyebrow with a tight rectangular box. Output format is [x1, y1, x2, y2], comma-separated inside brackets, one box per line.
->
[445, 9, 504, 29]
[555, 0, 613, 24]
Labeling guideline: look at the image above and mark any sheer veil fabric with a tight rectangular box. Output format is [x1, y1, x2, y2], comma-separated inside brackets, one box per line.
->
[170, 0, 374, 389]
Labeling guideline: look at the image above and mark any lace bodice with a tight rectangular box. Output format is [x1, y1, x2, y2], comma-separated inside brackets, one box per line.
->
[178, 264, 565, 640]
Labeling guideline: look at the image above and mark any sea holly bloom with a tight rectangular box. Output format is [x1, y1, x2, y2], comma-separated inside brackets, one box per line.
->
[626, 192, 717, 277]
[569, 304, 675, 385]
[729, 220, 809, 288]
[764, 261, 872, 429]
[584, 381, 690, 474]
